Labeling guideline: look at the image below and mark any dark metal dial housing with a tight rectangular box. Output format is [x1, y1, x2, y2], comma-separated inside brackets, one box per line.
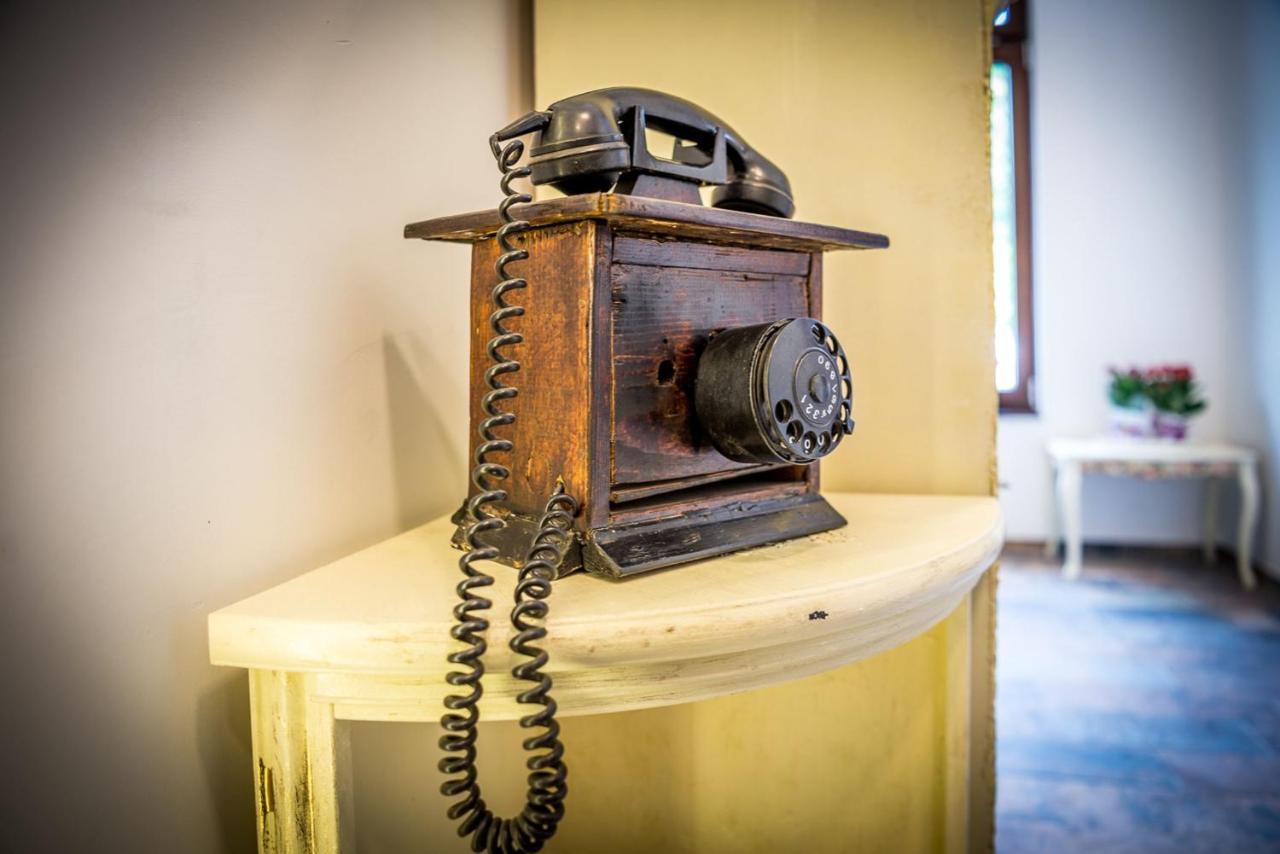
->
[694, 317, 855, 464]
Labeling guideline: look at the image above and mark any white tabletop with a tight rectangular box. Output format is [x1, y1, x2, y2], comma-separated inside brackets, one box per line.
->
[1047, 437, 1257, 465]
[208, 492, 1002, 719]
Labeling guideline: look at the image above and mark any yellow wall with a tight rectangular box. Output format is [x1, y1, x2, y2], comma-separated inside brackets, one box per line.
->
[534, 1, 998, 851]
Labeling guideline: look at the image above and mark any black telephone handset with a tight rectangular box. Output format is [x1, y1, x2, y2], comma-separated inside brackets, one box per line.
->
[498, 87, 796, 217]
[439, 88, 851, 853]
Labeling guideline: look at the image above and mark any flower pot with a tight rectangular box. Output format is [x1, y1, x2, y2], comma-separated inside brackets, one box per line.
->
[1153, 411, 1190, 441]
[1109, 404, 1154, 438]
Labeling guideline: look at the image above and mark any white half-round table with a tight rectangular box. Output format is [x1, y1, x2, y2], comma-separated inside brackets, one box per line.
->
[209, 491, 1002, 852]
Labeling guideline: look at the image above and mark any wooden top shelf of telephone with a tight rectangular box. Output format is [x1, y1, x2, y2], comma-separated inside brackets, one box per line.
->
[404, 192, 889, 253]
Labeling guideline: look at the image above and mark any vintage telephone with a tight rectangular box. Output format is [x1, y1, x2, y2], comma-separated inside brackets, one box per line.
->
[405, 87, 887, 852]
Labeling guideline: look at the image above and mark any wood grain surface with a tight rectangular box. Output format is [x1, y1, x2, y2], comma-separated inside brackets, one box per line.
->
[609, 257, 809, 484]
[466, 221, 598, 518]
[406, 192, 890, 254]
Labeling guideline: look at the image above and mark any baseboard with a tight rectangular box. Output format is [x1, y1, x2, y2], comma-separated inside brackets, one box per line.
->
[1003, 537, 1204, 550]
[1002, 539, 1279, 583]
[1217, 544, 1280, 583]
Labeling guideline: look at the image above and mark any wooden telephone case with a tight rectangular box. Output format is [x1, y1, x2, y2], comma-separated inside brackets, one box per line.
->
[406, 193, 886, 577]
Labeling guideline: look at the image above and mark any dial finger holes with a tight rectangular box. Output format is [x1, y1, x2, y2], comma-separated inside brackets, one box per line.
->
[786, 420, 803, 442]
[816, 432, 829, 451]
[839, 402, 851, 422]
[841, 378, 852, 400]
[774, 399, 793, 422]
[824, 333, 839, 355]
[802, 431, 817, 453]
[810, 323, 825, 343]
[830, 425, 843, 444]
[838, 354, 849, 376]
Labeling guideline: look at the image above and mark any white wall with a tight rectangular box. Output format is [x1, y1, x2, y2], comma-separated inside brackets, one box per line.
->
[997, 0, 1274, 560]
[0, 2, 528, 849]
[1231, 0, 1280, 574]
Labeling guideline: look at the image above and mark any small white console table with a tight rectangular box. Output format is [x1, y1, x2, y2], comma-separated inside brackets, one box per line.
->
[1044, 438, 1260, 589]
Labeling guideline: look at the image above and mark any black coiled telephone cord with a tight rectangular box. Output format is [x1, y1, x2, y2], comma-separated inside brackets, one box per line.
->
[438, 127, 577, 853]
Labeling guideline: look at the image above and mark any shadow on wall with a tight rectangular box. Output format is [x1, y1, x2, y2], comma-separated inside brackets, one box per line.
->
[384, 333, 464, 531]
[188, 336, 463, 851]
[196, 673, 254, 851]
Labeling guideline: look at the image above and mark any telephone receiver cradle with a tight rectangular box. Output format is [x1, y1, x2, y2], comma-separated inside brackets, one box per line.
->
[498, 87, 797, 218]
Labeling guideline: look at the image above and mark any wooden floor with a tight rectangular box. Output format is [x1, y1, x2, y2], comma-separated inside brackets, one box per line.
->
[996, 544, 1280, 853]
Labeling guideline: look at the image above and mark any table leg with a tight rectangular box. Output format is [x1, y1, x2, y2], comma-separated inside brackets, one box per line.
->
[1044, 459, 1060, 558]
[1236, 462, 1259, 590]
[1057, 461, 1084, 580]
[1202, 477, 1220, 564]
[248, 670, 353, 853]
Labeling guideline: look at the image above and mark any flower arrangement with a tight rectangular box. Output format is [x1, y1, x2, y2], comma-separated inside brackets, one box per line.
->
[1106, 364, 1207, 440]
